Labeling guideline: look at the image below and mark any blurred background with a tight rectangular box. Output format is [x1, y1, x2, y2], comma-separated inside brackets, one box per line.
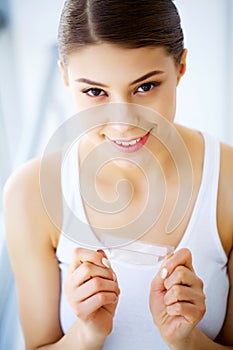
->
[0, 0, 232, 349]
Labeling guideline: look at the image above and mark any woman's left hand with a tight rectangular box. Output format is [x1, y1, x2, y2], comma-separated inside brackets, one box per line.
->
[149, 248, 206, 348]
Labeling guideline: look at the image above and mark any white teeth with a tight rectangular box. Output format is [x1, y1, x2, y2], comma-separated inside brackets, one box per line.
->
[115, 138, 141, 146]
[129, 140, 137, 145]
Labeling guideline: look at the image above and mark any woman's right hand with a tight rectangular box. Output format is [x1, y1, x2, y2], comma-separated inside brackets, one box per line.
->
[63, 247, 120, 345]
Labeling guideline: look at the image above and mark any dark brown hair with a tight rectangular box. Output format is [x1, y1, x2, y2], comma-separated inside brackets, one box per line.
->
[58, 0, 184, 65]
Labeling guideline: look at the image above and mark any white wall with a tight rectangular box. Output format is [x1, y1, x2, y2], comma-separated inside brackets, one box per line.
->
[175, 0, 232, 145]
[1, 0, 74, 167]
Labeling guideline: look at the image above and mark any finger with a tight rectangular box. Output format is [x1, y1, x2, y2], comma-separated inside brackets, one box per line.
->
[164, 284, 205, 307]
[150, 249, 193, 293]
[74, 292, 118, 320]
[72, 261, 117, 286]
[161, 248, 194, 279]
[68, 247, 109, 273]
[163, 265, 203, 290]
[75, 277, 120, 302]
[166, 300, 206, 324]
[150, 252, 175, 293]
[151, 268, 167, 294]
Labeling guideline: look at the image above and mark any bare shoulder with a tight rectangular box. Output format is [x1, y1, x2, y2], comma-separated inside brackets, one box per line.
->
[3, 153, 62, 250]
[176, 125, 233, 254]
[4, 157, 46, 228]
[3, 155, 64, 348]
[216, 143, 233, 343]
[217, 142, 233, 254]
[220, 141, 233, 180]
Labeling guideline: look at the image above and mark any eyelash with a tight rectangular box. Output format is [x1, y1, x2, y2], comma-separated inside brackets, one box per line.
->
[82, 88, 107, 97]
[82, 81, 160, 98]
[136, 82, 160, 93]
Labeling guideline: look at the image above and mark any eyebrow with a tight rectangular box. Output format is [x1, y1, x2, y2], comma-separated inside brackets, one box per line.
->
[75, 70, 164, 88]
[75, 78, 108, 88]
[130, 70, 165, 85]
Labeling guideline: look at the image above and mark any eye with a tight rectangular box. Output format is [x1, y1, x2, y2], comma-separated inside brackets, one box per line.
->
[136, 82, 160, 93]
[82, 88, 106, 97]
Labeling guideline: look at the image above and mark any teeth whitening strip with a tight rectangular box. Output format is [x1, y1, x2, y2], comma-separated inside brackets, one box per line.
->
[102, 237, 174, 265]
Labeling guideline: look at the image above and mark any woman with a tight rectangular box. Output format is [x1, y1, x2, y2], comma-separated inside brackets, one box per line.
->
[4, 0, 233, 349]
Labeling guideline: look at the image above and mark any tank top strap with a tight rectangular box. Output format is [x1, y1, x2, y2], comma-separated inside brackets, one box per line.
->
[177, 132, 226, 264]
[57, 139, 103, 264]
[199, 132, 220, 206]
[190, 132, 221, 227]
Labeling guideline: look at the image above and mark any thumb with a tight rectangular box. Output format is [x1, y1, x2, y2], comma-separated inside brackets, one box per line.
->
[151, 265, 168, 294]
[149, 260, 170, 321]
[151, 252, 173, 292]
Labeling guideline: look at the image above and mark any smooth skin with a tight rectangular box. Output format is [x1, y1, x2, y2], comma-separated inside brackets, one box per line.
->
[4, 44, 233, 350]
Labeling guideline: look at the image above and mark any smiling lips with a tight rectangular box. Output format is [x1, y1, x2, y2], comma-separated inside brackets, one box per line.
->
[108, 132, 150, 153]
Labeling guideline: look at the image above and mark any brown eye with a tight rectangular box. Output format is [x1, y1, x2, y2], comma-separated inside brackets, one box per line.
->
[136, 82, 159, 93]
[83, 88, 106, 97]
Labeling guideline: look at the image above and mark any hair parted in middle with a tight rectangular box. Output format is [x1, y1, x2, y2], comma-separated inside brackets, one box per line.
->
[58, 0, 184, 65]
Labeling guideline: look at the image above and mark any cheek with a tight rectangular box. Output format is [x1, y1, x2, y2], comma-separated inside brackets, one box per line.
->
[145, 88, 176, 122]
[69, 86, 92, 112]
[163, 88, 177, 120]
[70, 92, 87, 112]
[73, 96, 107, 114]
[85, 128, 105, 143]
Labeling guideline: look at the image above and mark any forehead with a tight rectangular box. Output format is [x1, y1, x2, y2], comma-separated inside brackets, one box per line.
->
[66, 44, 176, 80]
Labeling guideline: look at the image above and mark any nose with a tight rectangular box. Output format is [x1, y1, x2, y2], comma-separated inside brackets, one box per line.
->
[108, 102, 139, 130]
[110, 122, 134, 133]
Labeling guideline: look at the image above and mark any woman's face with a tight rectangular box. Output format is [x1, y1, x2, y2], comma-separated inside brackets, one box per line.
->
[59, 44, 186, 158]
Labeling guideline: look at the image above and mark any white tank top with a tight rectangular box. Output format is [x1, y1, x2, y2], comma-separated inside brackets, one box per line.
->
[57, 132, 229, 349]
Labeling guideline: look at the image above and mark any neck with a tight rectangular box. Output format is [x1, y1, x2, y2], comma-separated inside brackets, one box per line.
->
[79, 129, 179, 191]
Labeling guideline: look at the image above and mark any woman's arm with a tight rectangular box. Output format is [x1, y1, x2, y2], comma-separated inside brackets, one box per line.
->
[3, 158, 118, 350]
[169, 251, 233, 350]
[170, 327, 233, 350]
[4, 158, 64, 349]
[170, 249, 233, 350]
[150, 249, 233, 350]
[149, 142, 233, 350]
[214, 248, 233, 346]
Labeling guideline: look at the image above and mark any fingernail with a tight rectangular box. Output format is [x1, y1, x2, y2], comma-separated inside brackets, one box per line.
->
[113, 272, 117, 282]
[161, 267, 168, 280]
[102, 257, 111, 268]
[97, 249, 105, 256]
[161, 253, 173, 268]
